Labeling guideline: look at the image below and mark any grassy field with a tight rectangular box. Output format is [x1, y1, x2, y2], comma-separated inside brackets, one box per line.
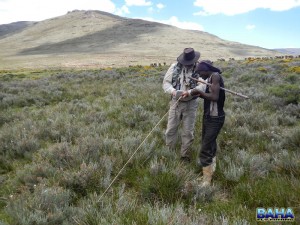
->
[0, 59, 299, 224]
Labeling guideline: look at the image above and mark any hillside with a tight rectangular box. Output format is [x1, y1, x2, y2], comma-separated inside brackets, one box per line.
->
[0, 21, 36, 37]
[0, 10, 280, 69]
[274, 48, 300, 55]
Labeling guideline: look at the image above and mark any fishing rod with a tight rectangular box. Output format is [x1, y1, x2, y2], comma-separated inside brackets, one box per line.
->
[188, 76, 249, 99]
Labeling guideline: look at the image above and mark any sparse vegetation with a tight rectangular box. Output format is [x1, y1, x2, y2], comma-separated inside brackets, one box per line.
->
[0, 58, 299, 224]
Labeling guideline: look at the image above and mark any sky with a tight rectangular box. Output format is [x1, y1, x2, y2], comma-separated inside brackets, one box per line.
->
[0, 0, 300, 49]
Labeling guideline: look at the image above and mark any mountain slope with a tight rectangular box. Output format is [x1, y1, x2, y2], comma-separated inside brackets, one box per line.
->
[0, 21, 35, 38]
[0, 10, 280, 69]
[273, 48, 300, 55]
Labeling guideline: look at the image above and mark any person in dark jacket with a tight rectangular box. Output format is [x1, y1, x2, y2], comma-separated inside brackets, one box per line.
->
[181, 60, 225, 186]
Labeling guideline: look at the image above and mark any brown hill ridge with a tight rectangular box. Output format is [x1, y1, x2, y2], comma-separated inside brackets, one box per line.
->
[0, 10, 280, 69]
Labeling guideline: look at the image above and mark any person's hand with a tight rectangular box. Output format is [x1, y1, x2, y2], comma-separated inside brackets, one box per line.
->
[172, 90, 177, 97]
[181, 91, 190, 98]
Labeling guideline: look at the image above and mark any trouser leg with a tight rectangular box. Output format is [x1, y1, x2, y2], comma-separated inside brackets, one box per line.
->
[165, 100, 181, 150]
[198, 116, 224, 167]
[180, 99, 199, 158]
[198, 117, 224, 186]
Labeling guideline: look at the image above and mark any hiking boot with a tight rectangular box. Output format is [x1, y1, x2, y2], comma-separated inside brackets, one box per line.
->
[200, 164, 213, 187]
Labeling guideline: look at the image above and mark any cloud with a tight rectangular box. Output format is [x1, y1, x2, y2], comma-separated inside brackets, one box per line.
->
[125, 0, 152, 7]
[115, 5, 130, 16]
[246, 24, 256, 30]
[139, 16, 204, 31]
[147, 7, 154, 13]
[0, 0, 116, 24]
[156, 3, 165, 9]
[147, 3, 165, 14]
[163, 16, 204, 31]
[193, 0, 300, 16]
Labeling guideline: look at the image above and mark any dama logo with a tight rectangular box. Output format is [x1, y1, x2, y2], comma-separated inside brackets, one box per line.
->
[256, 207, 295, 221]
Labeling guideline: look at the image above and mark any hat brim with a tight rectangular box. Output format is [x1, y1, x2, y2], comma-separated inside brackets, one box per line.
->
[177, 51, 200, 65]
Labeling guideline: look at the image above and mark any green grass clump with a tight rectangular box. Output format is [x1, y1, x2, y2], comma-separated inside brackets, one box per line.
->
[141, 170, 183, 204]
[233, 175, 300, 208]
[268, 84, 300, 104]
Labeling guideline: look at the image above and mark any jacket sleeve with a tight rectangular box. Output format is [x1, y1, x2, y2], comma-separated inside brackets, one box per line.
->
[194, 78, 207, 92]
[162, 63, 176, 94]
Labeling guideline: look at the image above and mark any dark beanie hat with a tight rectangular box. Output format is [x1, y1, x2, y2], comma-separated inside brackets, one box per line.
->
[196, 61, 221, 73]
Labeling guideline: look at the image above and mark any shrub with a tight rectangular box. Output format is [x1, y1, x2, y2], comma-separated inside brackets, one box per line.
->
[268, 84, 300, 104]
[273, 150, 300, 175]
[257, 67, 267, 73]
[6, 184, 79, 225]
[223, 160, 244, 182]
[36, 108, 83, 143]
[248, 154, 273, 178]
[284, 73, 299, 83]
[277, 113, 297, 126]
[0, 122, 40, 159]
[60, 162, 103, 198]
[41, 142, 78, 169]
[0, 157, 13, 174]
[289, 66, 300, 74]
[281, 103, 300, 118]
[281, 127, 300, 151]
[15, 162, 57, 190]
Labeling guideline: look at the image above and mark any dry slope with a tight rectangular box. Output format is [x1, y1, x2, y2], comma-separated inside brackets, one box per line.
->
[0, 10, 279, 69]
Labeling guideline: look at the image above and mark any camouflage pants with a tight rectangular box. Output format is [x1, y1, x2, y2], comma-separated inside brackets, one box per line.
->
[165, 98, 200, 158]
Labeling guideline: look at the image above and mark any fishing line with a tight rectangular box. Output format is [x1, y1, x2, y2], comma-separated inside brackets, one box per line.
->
[98, 97, 182, 202]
